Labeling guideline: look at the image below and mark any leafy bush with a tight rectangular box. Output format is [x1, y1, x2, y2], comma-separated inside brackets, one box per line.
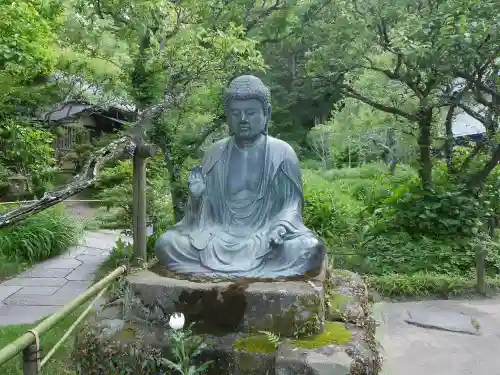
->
[0, 204, 83, 264]
[373, 188, 488, 239]
[320, 163, 389, 181]
[94, 155, 174, 231]
[300, 162, 500, 298]
[357, 231, 500, 276]
[0, 120, 57, 197]
[302, 169, 365, 249]
[365, 272, 500, 298]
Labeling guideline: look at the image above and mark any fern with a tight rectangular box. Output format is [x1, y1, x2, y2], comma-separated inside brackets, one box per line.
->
[258, 331, 281, 348]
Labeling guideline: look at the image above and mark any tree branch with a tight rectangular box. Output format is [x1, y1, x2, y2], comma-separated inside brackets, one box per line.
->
[0, 136, 136, 229]
[340, 85, 417, 121]
[467, 144, 500, 189]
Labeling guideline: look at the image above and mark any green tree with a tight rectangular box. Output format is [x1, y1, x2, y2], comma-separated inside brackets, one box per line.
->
[67, 0, 309, 219]
[303, 0, 499, 190]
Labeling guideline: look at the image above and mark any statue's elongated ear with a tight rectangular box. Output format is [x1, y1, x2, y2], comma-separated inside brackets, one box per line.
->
[266, 104, 272, 119]
[264, 104, 272, 134]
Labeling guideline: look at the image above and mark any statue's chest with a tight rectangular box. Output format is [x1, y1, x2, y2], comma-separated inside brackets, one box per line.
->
[227, 146, 265, 195]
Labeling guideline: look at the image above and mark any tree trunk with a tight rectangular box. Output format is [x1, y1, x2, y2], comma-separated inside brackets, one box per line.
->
[169, 166, 186, 223]
[444, 105, 457, 174]
[417, 108, 433, 190]
[163, 149, 187, 223]
[467, 145, 500, 189]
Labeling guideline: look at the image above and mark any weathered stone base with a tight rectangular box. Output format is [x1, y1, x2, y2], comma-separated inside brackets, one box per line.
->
[124, 262, 326, 337]
[74, 311, 375, 374]
[73, 268, 382, 375]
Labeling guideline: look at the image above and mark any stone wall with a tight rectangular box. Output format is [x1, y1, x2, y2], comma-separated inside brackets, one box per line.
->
[73, 267, 382, 375]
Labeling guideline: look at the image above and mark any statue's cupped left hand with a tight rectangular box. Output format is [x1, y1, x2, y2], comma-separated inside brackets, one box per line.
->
[188, 166, 205, 198]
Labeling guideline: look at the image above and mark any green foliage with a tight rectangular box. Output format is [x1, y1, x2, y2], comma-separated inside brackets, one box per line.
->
[61, 132, 119, 173]
[301, 162, 500, 298]
[94, 155, 173, 231]
[0, 204, 83, 264]
[233, 334, 278, 354]
[302, 169, 364, 248]
[373, 188, 489, 238]
[0, 0, 62, 79]
[161, 323, 213, 375]
[289, 321, 352, 349]
[366, 272, 500, 298]
[0, 307, 85, 375]
[0, 120, 57, 196]
[258, 331, 281, 349]
[358, 231, 500, 276]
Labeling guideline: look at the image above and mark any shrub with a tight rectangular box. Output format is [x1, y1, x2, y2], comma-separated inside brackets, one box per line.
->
[356, 231, 500, 276]
[0, 120, 58, 197]
[373, 187, 489, 239]
[94, 155, 174, 231]
[302, 169, 365, 249]
[365, 272, 500, 298]
[0, 204, 83, 263]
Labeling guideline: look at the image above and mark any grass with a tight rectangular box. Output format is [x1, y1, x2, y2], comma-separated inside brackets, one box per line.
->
[366, 272, 500, 299]
[0, 308, 86, 375]
[0, 204, 84, 281]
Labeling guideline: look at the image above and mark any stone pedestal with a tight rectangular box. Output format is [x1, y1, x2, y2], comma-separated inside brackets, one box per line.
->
[74, 265, 382, 375]
[124, 263, 326, 337]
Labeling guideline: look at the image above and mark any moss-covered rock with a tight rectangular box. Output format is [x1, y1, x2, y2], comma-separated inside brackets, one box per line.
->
[125, 264, 326, 338]
[290, 321, 352, 349]
[74, 263, 381, 375]
[325, 269, 368, 326]
[234, 334, 278, 354]
[276, 323, 377, 375]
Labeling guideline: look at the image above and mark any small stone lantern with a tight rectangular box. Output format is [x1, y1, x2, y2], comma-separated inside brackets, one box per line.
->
[8, 174, 29, 200]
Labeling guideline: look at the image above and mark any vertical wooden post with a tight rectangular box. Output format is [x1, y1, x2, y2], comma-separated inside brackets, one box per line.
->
[132, 143, 156, 265]
[22, 343, 40, 375]
[132, 145, 148, 265]
[475, 244, 486, 295]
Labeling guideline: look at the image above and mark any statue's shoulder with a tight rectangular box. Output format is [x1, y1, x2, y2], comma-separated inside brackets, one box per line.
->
[204, 137, 230, 155]
[267, 136, 298, 159]
[201, 137, 230, 166]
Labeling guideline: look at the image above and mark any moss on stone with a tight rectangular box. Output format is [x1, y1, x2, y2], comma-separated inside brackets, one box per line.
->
[112, 325, 138, 341]
[289, 321, 352, 349]
[326, 291, 353, 320]
[234, 335, 277, 354]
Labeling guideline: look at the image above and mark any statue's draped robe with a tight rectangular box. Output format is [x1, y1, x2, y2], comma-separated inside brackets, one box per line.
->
[156, 136, 323, 277]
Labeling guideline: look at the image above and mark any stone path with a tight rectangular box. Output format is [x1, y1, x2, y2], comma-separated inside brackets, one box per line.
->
[0, 230, 124, 326]
[375, 298, 500, 375]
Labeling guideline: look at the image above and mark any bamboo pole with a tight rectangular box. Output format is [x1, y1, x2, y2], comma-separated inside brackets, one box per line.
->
[0, 266, 126, 366]
[39, 286, 109, 367]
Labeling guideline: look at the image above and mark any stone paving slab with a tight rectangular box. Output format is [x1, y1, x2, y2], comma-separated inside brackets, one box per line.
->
[16, 286, 61, 296]
[405, 308, 480, 335]
[0, 286, 22, 301]
[18, 268, 72, 279]
[376, 298, 500, 375]
[4, 281, 93, 306]
[0, 230, 122, 326]
[39, 258, 83, 269]
[65, 267, 98, 281]
[2, 277, 68, 287]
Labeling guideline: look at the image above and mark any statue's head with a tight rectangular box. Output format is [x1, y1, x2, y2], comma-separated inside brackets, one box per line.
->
[224, 75, 271, 141]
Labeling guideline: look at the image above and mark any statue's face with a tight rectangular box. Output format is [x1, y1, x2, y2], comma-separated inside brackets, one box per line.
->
[227, 98, 269, 141]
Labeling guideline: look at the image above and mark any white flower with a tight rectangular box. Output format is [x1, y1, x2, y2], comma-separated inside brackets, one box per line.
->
[169, 312, 185, 330]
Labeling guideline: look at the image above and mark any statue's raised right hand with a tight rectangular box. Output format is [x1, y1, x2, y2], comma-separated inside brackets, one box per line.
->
[188, 166, 205, 198]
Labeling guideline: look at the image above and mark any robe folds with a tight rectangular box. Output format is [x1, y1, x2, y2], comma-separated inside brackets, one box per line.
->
[155, 136, 324, 277]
